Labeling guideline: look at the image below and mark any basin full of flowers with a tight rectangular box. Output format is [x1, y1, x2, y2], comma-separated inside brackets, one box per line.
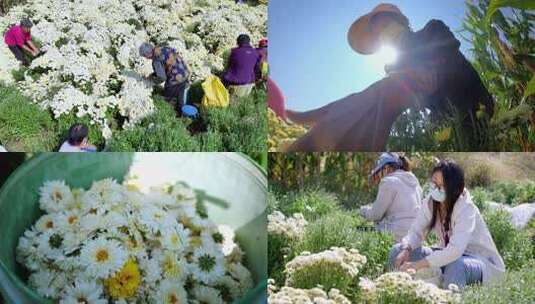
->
[358, 272, 461, 304]
[16, 178, 254, 303]
[0, 0, 266, 138]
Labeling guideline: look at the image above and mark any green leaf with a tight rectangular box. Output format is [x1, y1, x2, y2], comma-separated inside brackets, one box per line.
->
[486, 0, 535, 24]
[523, 75, 535, 99]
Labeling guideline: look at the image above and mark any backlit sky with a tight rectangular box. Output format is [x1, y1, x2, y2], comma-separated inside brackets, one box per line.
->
[269, 0, 470, 111]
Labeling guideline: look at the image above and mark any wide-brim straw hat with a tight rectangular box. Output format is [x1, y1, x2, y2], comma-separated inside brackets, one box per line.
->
[347, 3, 409, 55]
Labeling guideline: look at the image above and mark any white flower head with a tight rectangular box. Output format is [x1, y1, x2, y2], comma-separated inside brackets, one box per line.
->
[157, 250, 189, 281]
[156, 279, 188, 304]
[37, 230, 65, 260]
[80, 237, 128, 279]
[192, 284, 224, 304]
[60, 279, 107, 304]
[190, 244, 225, 285]
[39, 180, 74, 213]
[160, 224, 191, 254]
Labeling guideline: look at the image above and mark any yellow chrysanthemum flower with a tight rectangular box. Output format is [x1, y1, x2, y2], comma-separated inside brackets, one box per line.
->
[105, 259, 141, 299]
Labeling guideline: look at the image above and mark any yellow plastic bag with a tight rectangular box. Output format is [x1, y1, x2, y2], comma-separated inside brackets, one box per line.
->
[201, 74, 229, 108]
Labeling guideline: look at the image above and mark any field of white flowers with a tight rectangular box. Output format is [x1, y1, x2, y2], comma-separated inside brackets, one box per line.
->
[0, 0, 266, 148]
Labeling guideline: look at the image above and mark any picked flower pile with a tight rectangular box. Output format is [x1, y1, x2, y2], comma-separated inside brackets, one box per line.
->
[16, 178, 254, 303]
[268, 109, 308, 152]
[358, 272, 461, 304]
[0, 0, 266, 138]
[268, 285, 351, 304]
[268, 211, 308, 240]
[284, 247, 367, 287]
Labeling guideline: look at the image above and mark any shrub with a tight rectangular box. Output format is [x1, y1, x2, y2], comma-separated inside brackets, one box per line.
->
[268, 211, 308, 287]
[487, 181, 535, 205]
[465, 162, 494, 188]
[354, 231, 395, 278]
[0, 85, 56, 151]
[471, 187, 490, 211]
[106, 98, 201, 151]
[203, 88, 267, 153]
[284, 247, 366, 297]
[483, 209, 534, 270]
[293, 211, 366, 255]
[268, 233, 294, 286]
[463, 261, 535, 304]
[293, 211, 393, 278]
[275, 188, 341, 221]
[267, 191, 279, 215]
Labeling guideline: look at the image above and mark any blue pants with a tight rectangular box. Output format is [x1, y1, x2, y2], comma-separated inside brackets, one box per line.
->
[388, 243, 484, 289]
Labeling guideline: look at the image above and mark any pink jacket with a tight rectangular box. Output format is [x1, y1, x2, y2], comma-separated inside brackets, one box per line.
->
[4, 25, 31, 47]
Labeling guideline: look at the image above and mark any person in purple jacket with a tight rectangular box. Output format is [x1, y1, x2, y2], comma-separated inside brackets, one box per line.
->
[222, 34, 261, 97]
[3, 18, 39, 66]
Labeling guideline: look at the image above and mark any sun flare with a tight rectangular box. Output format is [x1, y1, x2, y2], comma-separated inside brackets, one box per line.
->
[369, 45, 398, 72]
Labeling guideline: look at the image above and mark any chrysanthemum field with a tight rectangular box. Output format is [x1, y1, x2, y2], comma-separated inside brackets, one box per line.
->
[268, 153, 535, 304]
[0, 0, 267, 152]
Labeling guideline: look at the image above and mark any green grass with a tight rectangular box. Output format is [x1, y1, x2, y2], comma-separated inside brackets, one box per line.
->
[0, 83, 266, 152]
[483, 209, 534, 270]
[473, 181, 535, 206]
[463, 260, 535, 304]
[269, 188, 341, 221]
[0, 85, 56, 151]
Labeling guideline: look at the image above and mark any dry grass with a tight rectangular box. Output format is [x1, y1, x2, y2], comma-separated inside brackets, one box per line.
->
[444, 153, 535, 183]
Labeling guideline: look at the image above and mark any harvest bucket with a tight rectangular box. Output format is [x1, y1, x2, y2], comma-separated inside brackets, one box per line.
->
[0, 153, 267, 303]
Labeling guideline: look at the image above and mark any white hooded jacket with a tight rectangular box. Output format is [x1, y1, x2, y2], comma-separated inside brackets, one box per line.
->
[401, 189, 505, 283]
[361, 170, 422, 241]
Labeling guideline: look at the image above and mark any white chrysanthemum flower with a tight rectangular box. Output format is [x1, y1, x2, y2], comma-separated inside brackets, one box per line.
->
[79, 213, 106, 234]
[35, 214, 62, 232]
[156, 280, 188, 304]
[39, 180, 74, 213]
[228, 263, 254, 291]
[80, 237, 128, 279]
[88, 178, 126, 205]
[192, 285, 224, 304]
[139, 205, 177, 234]
[157, 250, 189, 281]
[217, 275, 242, 300]
[139, 256, 162, 285]
[190, 244, 225, 284]
[201, 225, 237, 256]
[60, 279, 107, 304]
[37, 230, 65, 260]
[160, 224, 191, 254]
[29, 269, 65, 299]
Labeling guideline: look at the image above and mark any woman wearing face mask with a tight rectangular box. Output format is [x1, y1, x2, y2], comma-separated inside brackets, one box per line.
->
[388, 160, 505, 289]
[285, 3, 494, 152]
[359, 153, 422, 242]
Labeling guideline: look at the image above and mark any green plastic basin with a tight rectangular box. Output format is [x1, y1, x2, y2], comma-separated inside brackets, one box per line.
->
[0, 152, 267, 304]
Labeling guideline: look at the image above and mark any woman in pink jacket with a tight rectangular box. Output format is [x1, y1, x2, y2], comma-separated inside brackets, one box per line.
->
[389, 160, 505, 289]
[3, 18, 39, 66]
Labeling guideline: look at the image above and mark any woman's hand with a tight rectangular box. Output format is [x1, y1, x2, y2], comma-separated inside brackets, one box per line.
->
[359, 205, 371, 218]
[394, 249, 410, 269]
[400, 259, 429, 272]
